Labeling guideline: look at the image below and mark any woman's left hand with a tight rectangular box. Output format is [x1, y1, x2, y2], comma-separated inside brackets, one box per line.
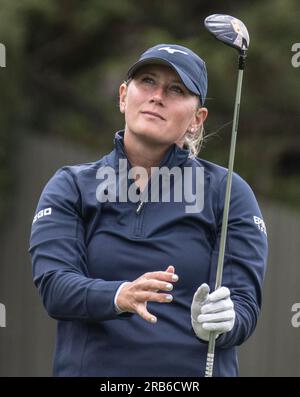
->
[191, 283, 235, 342]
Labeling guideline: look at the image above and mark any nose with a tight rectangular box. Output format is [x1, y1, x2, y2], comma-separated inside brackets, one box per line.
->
[149, 85, 165, 105]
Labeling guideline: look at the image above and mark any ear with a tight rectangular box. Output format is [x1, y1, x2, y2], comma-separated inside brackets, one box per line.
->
[119, 83, 128, 114]
[188, 107, 208, 132]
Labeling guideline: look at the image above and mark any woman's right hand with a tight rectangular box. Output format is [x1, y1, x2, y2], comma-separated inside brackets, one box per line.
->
[116, 265, 179, 323]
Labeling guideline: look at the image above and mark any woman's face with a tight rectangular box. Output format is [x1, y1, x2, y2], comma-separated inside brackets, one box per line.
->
[119, 64, 207, 148]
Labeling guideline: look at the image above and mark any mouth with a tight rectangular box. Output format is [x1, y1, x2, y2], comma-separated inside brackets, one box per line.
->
[141, 111, 166, 121]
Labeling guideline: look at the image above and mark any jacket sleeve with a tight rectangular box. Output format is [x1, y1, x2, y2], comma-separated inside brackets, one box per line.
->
[210, 172, 268, 348]
[28, 167, 133, 322]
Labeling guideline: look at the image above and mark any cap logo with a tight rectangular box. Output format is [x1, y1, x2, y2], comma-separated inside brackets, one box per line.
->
[158, 46, 188, 55]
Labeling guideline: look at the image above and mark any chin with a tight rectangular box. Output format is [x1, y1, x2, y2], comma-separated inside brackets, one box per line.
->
[135, 128, 171, 146]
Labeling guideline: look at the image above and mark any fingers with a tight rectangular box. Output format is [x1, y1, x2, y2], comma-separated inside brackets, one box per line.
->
[191, 284, 235, 340]
[144, 271, 179, 283]
[135, 304, 157, 324]
[136, 291, 173, 304]
[125, 268, 178, 324]
[139, 278, 174, 292]
[197, 309, 235, 324]
[201, 297, 234, 314]
[207, 287, 230, 302]
[201, 320, 234, 333]
[165, 265, 175, 274]
[193, 283, 210, 304]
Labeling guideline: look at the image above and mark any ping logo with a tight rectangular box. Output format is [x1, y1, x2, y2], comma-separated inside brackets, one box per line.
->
[158, 46, 188, 55]
[253, 216, 267, 235]
[33, 207, 52, 224]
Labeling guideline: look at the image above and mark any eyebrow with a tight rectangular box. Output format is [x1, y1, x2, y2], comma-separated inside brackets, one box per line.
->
[139, 70, 184, 85]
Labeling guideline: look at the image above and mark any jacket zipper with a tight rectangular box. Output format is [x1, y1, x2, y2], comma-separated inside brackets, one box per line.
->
[133, 199, 146, 236]
[136, 200, 145, 214]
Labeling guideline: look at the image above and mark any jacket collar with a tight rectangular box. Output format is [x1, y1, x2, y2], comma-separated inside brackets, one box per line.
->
[109, 130, 190, 169]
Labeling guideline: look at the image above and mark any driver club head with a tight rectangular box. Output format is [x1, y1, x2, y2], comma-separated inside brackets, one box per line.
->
[204, 14, 250, 52]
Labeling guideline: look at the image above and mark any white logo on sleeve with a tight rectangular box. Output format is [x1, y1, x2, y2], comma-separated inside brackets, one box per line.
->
[158, 46, 188, 55]
[253, 216, 267, 235]
[33, 207, 52, 224]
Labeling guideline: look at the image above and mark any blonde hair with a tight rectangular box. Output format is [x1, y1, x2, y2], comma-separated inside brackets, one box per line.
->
[183, 124, 205, 158]
[184, 98, 205, 158]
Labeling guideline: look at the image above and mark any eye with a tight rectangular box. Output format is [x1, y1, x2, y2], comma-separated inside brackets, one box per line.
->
[141, 76, 155, 84]
[170, 84, 184, 94]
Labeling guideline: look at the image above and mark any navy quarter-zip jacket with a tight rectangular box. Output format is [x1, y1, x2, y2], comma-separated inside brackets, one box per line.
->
[29, 131, 268, 376]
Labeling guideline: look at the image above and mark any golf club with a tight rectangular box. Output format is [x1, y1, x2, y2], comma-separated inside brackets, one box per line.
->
[203, 14, 250, 377]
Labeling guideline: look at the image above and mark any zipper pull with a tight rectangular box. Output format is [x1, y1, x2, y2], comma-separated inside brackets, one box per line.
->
[136, 201, 144, 214]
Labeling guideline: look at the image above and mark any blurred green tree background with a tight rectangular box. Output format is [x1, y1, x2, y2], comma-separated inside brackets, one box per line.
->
[0, 0, 299, 219]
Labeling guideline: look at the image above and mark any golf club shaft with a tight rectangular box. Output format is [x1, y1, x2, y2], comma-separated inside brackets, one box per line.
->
[205, 59, 245, 377]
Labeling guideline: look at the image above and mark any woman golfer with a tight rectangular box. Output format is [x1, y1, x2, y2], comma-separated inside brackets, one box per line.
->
[29, 43, 268, 376]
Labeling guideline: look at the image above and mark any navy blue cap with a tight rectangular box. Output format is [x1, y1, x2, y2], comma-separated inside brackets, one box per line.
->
[127, 44, 208, 105]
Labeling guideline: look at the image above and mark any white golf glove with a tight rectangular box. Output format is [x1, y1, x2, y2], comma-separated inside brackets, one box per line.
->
[191, 283, 235, 342]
